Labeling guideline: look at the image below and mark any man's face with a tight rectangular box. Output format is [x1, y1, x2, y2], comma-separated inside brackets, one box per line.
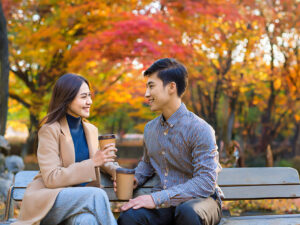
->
[145, 73, 171, 112]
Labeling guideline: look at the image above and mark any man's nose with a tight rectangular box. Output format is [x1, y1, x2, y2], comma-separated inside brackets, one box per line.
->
[145, 89, 150, 98]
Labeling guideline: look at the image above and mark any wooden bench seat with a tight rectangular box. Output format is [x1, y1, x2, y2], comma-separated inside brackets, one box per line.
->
[2, 167, 300, 225]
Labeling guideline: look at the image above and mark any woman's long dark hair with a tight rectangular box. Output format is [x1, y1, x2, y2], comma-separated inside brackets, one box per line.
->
[41, 73, 90, 126]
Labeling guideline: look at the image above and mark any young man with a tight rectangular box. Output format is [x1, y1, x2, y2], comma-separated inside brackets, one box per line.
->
[117, 58, 223, 225]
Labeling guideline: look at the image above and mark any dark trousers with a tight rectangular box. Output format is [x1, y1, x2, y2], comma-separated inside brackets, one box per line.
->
[117, 196, 222, 225]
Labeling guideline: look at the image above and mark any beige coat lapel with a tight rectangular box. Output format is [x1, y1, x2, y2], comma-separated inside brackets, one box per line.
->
[82, 120, 98, 157]
[59, 117, 75, 167]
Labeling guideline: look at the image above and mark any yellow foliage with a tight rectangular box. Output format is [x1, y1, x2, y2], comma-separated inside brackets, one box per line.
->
[274, 78, 281, 90]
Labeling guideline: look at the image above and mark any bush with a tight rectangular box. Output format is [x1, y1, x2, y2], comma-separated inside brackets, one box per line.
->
[292, 156, 300, 174]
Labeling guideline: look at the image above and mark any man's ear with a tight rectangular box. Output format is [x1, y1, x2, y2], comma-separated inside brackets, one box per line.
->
[168, 82, 177, 95]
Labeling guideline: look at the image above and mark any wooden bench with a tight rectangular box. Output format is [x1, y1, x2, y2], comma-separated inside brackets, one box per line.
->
[2, 167, 300, 225]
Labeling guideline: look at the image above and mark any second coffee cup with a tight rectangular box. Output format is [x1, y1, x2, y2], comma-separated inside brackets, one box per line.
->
[116, 168, 135, 200]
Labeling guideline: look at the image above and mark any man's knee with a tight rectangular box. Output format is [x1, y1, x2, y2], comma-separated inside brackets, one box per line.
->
[118, 208, 140, 225]
[175, 202, 197, 217]
[118, 208, 154, 225]
[175, 202, 202, 225]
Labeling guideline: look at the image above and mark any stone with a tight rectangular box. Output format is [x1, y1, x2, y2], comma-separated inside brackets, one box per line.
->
[0, 135, 10, 151]
[5, 155, 24, 173]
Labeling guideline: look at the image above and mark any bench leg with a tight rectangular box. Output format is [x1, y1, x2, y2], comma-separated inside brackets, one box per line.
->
[4, 186, 14, 221]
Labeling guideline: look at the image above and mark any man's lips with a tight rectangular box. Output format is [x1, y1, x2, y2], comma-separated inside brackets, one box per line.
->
[148, 99, 154, 105]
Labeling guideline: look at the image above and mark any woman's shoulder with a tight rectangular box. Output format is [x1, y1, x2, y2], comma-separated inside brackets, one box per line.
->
[39, 121, 61, 133]
[82, 120, 98, 131]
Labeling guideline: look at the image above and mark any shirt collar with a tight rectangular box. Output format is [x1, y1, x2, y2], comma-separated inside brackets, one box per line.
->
[160, 103, 188, 128]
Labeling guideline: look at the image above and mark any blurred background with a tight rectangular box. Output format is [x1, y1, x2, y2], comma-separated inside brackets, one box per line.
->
[0, 0, 299, 218]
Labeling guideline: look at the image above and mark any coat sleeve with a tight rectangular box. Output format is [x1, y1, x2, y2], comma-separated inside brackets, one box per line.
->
[37, 124, 96, 188]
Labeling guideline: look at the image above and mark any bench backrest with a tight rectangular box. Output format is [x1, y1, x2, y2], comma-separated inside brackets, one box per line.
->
[11, 167, 300, 201]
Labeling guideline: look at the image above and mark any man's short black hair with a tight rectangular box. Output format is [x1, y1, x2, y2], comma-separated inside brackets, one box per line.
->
[144, 58, 188, 97]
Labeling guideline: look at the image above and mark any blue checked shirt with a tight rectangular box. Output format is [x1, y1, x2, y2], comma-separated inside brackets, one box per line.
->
[135, 103, 223, 207]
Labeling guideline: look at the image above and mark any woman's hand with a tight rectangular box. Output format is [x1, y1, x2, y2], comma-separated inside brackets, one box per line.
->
[92, 144, 117, 167]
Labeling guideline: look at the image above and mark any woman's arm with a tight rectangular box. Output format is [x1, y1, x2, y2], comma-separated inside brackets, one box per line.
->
[37, 124, 96, 188]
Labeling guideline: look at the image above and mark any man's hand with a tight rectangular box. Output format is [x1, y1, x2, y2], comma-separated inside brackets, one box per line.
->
[120, 195, 156, 211]
[113, 177, 138, 192]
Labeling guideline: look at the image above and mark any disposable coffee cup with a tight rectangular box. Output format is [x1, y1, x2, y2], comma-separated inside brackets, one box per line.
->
[116, 168, 135, 200]
[98, 134, 116, 156]
[95, 134, 117, 185]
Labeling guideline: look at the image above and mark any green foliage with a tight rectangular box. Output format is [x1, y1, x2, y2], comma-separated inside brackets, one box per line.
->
[223, 199, 300, 216]
[275, 159, 294, 168]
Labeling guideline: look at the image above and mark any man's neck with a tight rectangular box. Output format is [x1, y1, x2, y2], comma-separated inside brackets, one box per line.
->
[162, 98, 182, 120]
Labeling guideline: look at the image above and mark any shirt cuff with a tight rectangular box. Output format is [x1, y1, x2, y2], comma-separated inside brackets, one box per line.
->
[134, 174, 147, 186]
[151, 190, 170, 208]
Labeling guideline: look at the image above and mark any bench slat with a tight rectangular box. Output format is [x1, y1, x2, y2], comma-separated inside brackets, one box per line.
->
[12, 188, 26, 201]
[14, 171, 39, 187]
[218, 214, 300, 225]
[221, 184, 300, 200]
[102, 188, 153, 201]
[13, 185, 300, 201]
[218, 167, 300, 186]
[13, 167, 300, 188]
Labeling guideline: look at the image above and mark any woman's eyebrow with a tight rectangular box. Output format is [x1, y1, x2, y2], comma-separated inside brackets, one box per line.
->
[80, 92, 90, 96]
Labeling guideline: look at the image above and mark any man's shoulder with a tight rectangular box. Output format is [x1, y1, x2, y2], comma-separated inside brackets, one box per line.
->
[145, 116, 160, 130]
[185, 111, 214, 132]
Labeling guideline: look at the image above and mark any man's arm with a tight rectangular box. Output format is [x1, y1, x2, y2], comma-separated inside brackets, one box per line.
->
[120, 141, 157, 212]
[134, 141, 155, 186]
[151, 123, 220, 207]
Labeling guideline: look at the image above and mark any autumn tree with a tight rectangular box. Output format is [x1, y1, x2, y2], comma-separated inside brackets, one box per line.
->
[246, 0, 300, 157]
[6, 0, 169, 154]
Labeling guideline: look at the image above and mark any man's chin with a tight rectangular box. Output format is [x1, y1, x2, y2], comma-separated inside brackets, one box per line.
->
[150, 106, 159, 112]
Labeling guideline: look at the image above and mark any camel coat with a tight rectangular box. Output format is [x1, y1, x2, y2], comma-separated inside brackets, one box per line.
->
[12, 117, 118, 225]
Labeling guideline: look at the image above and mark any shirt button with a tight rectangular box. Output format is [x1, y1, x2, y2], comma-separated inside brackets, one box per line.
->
[162, 151, 165, 155]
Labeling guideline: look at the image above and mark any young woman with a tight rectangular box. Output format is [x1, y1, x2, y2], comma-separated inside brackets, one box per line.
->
[12, 74, 119, 225]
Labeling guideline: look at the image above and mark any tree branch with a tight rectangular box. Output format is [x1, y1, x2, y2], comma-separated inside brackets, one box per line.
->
[9, 92, 31, 108]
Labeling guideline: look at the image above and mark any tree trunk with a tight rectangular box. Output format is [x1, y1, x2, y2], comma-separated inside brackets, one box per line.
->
[21, 113, 39, 157]
[266, 145, 273, 167]
[257, 34, 276, 155]
[227, 92, 239, 144]
[293, 122, 300, 156]
[0, 2, 9, 135]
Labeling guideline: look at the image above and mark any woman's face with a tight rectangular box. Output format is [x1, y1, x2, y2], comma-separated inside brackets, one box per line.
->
[67, 82, 92, 118]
